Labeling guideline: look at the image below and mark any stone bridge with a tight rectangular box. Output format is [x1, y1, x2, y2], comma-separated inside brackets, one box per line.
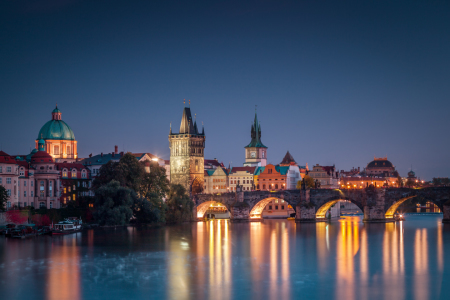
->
[192, 187, 450, 223]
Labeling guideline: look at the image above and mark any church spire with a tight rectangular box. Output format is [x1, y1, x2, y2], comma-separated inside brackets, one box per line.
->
[245, 109, 267, 148]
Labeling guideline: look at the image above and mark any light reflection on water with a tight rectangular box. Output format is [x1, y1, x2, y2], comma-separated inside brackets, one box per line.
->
[0, 215, 448, 300]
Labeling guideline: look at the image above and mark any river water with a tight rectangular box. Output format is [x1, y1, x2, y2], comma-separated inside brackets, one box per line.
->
[0, 214, 449, 300]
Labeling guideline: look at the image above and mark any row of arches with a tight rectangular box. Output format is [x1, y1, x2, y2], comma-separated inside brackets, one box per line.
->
[196, 196, 443, 220]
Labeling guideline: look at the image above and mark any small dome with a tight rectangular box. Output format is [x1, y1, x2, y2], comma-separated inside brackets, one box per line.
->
[52, 107, 61, 113]
[408, 170, 415, 176]
[31, 150, 53, 163]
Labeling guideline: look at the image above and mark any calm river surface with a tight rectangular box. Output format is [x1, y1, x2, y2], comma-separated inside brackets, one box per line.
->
[1, 214, 449, 300]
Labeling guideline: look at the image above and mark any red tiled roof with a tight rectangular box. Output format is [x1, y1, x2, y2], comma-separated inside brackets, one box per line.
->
[0, 151, 16, 164]
[205, 159, 223, 167]
[230, 166, 256, 174]
[56, 162, 87, 170]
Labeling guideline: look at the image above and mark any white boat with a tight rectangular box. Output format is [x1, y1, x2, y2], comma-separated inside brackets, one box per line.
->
[51, 218, 83, 235]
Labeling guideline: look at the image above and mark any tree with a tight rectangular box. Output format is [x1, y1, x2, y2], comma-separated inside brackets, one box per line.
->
[165, 184, 194, 224]
[396, 175, 404, 188]
[432, 177, 441, 186]
[296, 180, 302, 189]
[0, 185, 8, 211]
[93, 153, 145, 192]
[300, 175, 315, 189]
[94, 180, 135, 226]
[442, 178, 450, 186]
[405, 178, 417, 188]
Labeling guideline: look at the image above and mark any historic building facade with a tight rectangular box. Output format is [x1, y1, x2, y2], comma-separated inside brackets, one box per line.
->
[307, 164, 339, 189]
[36, 106, 78, 161]
[228, 167, 256, 191]
[169, 106, 205, 193]
[203, 167, 229, 194]
[244, 111, 267, 167]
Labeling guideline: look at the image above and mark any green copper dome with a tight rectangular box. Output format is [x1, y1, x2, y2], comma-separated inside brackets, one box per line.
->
[38, 120, 75, 140]
[38, 107, 75, 141]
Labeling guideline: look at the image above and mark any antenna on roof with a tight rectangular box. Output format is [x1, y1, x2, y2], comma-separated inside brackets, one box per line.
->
[183, 99, 185, 106]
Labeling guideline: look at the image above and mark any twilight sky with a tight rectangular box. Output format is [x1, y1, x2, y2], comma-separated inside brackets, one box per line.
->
[1, 0, 449, 180]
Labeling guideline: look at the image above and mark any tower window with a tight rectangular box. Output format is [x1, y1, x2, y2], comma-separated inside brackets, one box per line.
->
[54, 145, 59, 155]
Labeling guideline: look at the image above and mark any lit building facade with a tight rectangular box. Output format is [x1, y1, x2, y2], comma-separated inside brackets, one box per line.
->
[307, 164, 339, 189]
[0, 151, 19, 209]
[203, 167, 229, 194]
[228, 167, 256, 191]
[36, 106, 77, 161]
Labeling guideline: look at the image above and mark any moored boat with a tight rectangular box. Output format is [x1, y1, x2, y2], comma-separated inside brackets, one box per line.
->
[51, 218, 83, 235]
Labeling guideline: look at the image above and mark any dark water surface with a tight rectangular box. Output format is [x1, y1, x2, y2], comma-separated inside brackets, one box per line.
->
[1, 215, 449, 300]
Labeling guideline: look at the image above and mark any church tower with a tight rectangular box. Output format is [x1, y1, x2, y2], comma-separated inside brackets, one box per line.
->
[244, 110, 268, 167]
[169, 105, 205, 194]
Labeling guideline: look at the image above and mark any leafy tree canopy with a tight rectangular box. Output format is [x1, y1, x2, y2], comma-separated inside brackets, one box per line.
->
[94, 180, 135, 226]
[165, 184, 194, 224]
[301, 175, 315, 189]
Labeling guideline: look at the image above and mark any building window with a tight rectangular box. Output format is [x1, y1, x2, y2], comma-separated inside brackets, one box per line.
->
[7, 202, 11, 208]
[68, 187, 71, 192]
[72, 170, 77, 178]
[73, 185, 76, 190]
[49, 202, 53, 208]
[89, 203, 94, 208]
[275, 205, 278, 210]
[24, 191, 27, 197]
[82, 171, 86, 178]
[263, 184, 266, 189]
[67, 146, 71, 155]
[31, 181, 33, 187]
[275, 184, 278, 189]
[39, 202, 45, 208]
[0, 178, 2, 184]
[6, 178, 11, 184]
[54, 145, 60, 155]
[24, 181, 27, 186]
[7, 167, 11, 172]
[0, 166, 2, 173]
[281, 205, 285, 210]
[19, 169, 24, 176]
[31, 191, 34, 197]
[7, 189, 11, 196]
[68, 195, 71, 201]
[269, 205, 272, 210]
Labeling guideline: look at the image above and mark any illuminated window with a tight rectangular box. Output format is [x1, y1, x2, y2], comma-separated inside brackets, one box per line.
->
[54, 145, 59, 155]
[72, 170, 77, 178]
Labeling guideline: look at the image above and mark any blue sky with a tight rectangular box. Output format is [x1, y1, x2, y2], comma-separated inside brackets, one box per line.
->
[1, 0, 449, 180]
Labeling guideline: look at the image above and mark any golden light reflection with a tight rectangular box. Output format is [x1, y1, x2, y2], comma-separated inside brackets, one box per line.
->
[316, 222, 328, 273]
[414, 229, 429, 300]
[383, 223, 404, 299]
[335, 217, 359, 300]
[196, 220, 231, 300]
[47, 238, 81, 300]
[437, 223, 443, 272]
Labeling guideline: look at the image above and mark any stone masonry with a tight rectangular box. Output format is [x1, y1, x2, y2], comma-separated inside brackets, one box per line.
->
[192, 187, 450, 223]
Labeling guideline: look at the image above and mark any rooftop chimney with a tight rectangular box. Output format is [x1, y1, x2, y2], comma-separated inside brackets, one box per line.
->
[120, 151, 124, 156]
[101, 153, 103, 157]
[112, 152, 115, 157]
[115, 145, 118, 154]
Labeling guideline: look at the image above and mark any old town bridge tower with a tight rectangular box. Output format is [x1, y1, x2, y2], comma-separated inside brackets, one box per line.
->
[169, 105, 205, 194]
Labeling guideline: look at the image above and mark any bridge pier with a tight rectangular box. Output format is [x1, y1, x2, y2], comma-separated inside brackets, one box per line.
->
[295, 204, 316, 223]
[229, 202, 250, 222]
[363, 205, 393, 223]
[443, 205, 450, 223]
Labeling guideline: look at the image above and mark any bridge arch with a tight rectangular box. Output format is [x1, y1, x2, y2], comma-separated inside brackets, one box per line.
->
[385, 196, 416, 219]
[315, 198, 364, 220]
[249, 197, 294, 219]
[196, 201, 230, 219]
